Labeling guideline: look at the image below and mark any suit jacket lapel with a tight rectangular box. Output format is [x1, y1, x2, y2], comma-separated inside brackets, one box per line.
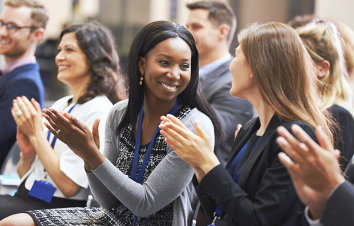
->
[237, 114, 282, 186]
[226, 117, 260, 169]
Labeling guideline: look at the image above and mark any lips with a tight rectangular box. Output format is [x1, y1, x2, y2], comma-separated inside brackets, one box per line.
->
[57, 65, 70, 72]
[161, 82, 179, 91]
[0, 39, 10, 48]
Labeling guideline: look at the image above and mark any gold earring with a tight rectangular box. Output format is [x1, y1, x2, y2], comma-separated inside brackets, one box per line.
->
[139, 75, 144, 86]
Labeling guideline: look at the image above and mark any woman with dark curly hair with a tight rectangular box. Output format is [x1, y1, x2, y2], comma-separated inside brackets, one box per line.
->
[0, 21, 124, 220]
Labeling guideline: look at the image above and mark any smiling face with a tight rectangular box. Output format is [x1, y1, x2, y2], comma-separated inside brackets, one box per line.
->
[138, 37, 192, 104]
[55, 32, 91, 87]
[0, 6, 36, 62]
[229, 46, 255, 98]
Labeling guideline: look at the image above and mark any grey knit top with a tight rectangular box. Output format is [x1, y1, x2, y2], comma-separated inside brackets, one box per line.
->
[87, 99, 215, 226]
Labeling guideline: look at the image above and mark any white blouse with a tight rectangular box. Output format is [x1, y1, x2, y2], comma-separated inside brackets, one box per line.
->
[22, 95, 112, 200]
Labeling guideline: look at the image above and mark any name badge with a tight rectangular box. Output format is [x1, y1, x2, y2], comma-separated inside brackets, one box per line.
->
[28, 180, 56, 203]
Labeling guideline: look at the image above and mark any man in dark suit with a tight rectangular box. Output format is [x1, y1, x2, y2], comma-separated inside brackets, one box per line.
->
[0, 0, 48, 168]
[277, 124, 354, 226]
[186, 1, 254, 165]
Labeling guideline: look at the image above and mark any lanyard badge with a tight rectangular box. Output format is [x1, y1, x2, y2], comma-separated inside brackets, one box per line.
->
[29, 102, 77, 203]
[131, 98, 180, 225]
[28, 180, 56, 203]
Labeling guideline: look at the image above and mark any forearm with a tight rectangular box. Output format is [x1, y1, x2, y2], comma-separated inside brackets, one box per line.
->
[93, 153, 195, 217]
[29, 134, 80, 197]
[16, 154, 35, 178]
[87, 168, 119, 209]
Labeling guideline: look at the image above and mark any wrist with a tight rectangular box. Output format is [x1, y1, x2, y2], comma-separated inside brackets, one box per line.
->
[322, 174, 345, 199]
[84, 148, 105, 170]
[28, 132, 44, 144]
[195, 156, 220, 182]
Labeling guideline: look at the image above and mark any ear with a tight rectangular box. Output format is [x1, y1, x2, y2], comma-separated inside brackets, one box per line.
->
[316, 60, 330, 80]
[32, 28, 45, 43]
[138, 57, 146, 75]
[219, 24, 230, 41]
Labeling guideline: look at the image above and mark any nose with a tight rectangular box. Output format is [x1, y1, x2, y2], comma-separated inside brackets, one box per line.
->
[167, 65, 180, 80]
[55, 50, 64, 64]
[0, 24, 8, 36]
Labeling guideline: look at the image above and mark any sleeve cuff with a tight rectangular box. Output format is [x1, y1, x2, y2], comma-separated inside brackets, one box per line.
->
[304, 206, 322, 226]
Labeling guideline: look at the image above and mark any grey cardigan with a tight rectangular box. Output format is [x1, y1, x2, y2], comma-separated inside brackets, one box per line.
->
[87, 100, 215, 226]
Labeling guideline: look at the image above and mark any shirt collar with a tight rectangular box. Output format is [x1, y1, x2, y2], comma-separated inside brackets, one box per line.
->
[199, 54, 232, 78]
[2, 56, 36, 75]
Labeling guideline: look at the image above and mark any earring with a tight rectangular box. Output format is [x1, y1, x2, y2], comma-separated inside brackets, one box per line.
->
[139, 74, 144, 86]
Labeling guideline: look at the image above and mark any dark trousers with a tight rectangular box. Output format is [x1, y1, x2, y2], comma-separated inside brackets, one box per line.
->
[0, 181, 86, 220]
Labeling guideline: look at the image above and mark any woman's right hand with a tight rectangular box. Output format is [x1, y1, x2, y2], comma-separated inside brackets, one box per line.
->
[11, 96, 44, 139]
[159, 114, 220, 181]
[16, 127, 36, 162]
[42, 108, 105, 170]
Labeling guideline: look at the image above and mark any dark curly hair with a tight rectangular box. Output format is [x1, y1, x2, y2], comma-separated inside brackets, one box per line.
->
[59, 21, 124, 104]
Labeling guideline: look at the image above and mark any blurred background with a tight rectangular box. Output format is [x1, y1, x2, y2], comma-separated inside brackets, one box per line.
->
[1, 0, 353, 103]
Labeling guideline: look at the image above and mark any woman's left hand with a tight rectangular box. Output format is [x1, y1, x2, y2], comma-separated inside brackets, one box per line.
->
[42, 108, 104, 169]
[11, 96, 44, 139]
[159, 114, 219, 180]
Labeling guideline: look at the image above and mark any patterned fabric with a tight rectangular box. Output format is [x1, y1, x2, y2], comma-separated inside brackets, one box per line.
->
[27, 106, 191, 226]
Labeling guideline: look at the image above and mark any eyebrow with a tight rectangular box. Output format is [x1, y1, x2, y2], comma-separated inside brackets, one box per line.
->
[157, 54, 191, 62]
[58, 44, 78, 49]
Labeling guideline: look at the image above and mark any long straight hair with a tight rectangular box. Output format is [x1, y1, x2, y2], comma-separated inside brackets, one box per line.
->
[118, 21, 221, 138]
[239, 22, 334, 143]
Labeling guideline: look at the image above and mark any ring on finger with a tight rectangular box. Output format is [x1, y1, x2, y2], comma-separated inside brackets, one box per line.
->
[56, 129, 61, 134]
[16, 110, 22, 117]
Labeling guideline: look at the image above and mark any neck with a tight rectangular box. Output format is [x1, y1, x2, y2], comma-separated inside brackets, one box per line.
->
[69, 78, 90, 103]
[4, 44, 35, 65]
[247, 91, 274, 136]
[143, 95, 177, 119]
[199, 44, 229, 68]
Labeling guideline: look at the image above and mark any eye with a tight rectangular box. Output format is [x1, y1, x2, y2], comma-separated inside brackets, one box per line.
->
[191, 24, 201, 30]
[6, 23, 18, 31]
[64, 47, 75, 52]
[159, 60, 169, 66]
[180, 63, 190, 70]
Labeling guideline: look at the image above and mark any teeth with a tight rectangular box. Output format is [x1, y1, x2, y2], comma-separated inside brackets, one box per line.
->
[0, 40, 10, 45]
[161, 82, 177, 90]
[58, 66, 69, 70]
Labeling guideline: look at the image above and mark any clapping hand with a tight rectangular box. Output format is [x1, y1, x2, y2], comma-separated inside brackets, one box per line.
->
[277, 125, 345, 219]
[159, 114, 219, 181]
[42, 108, 104, 169]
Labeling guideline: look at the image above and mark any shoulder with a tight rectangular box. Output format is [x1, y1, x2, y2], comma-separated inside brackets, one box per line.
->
[110, 99, 128, 114]
[10, 64, 40, 79]
[75, 96, 113, 119]
[106, 99, 128, 123]
[83, 95, 113, 109]
[181, 108, 212, 127]
[279, 120, 315, 139]
[329, 105, 353, 121]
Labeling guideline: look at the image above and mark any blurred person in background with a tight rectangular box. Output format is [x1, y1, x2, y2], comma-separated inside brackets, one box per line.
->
[0, 0, 47, 169]
[294, 19, 354, 170]
[186, 0, 254, 165]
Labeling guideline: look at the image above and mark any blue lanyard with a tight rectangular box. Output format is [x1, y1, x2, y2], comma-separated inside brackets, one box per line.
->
[46, 103, 77, 148]
[131, 98, 180, 225]
[210, 134, 261, 225]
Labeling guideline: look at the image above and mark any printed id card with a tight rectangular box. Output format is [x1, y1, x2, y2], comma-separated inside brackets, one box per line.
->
[28, 180, 56, 203]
